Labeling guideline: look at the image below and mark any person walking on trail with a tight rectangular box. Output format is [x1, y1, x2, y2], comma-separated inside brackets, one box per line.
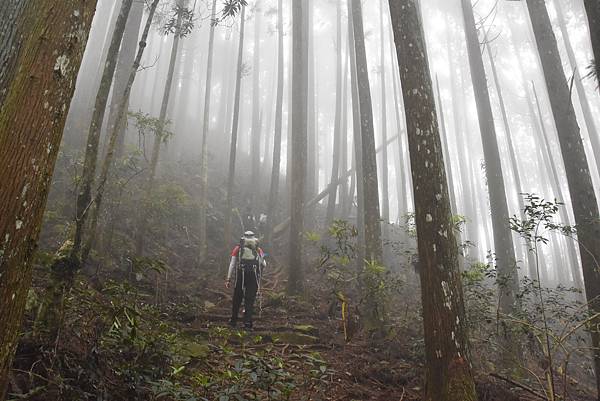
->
[226, 231, 266, 329]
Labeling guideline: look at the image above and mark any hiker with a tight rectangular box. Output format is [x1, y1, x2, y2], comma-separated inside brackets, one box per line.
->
[226, 231, 266, 329]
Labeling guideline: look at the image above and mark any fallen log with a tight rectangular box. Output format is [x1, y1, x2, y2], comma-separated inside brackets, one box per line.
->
[273, 135, 399, 236]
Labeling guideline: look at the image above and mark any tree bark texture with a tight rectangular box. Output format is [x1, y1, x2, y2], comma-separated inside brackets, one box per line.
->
[388, 1, 478, 400]
[526, 0, 600, 395]
[0, 0, 27, 106]
[0, 1, 96, 396]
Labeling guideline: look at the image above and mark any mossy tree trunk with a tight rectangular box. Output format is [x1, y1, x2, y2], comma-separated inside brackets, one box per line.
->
[0, 0, 96, 396]
[388, 1, 478, 400]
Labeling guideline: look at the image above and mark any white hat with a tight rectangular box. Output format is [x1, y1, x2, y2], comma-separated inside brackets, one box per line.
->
[244, 231, 256, 237]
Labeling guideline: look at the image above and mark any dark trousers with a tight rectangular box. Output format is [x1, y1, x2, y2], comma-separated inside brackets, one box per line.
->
[231, 267, 258, 326]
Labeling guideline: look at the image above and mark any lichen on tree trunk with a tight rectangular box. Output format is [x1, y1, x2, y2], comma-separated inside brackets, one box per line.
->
[0, 1, 97, 397]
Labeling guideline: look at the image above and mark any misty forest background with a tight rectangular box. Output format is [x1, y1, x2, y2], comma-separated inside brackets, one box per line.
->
[1, 0, 600, 400]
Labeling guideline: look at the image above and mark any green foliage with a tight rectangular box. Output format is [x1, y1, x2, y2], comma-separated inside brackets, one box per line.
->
[221, 0, 248, 20]
[128, 111, 174, 145]
[160, 5, 195, 38]
[316, 220, 402, 337]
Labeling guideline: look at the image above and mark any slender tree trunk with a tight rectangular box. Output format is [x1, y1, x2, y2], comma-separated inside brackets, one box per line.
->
[526, 0, 600, 396]
[347, 2, 365, 263]
[266, 0, 285, 243]
[83, 0, 161, 270]
[584, 0, 600, 89]
[224, 6, 247, 258]
[389, 26, 408, 220]
[350, 0, 383, 263]
[554, 0, 600, 178]
[72, 0, 133, 265]
[326, 0, 344, 226]
[0, 1, 96, 396]
[435, 76, 457, 213]
[135, 1, 185, 255]
[461, 0, 518, 314]
[288, 0, 308, 295]
[198, 0, 218, 264]
[306, 0, 317, 201]
[109, 1, 145, 159]
[388, 1, 478, 400]
[99, 0, 144, 252]
[530, 81, 582, 288]
[378, 0, 390, 263]
[339, 51, 350, 218]
[485, 41, 537, 279]
[250, 2, 262, 210]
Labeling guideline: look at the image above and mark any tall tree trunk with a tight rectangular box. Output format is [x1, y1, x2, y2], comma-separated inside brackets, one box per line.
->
[350, 0, 383, 263]
[554, 0, 600, 178]
[306, 0, 317, 201]
[108, 0, 145, 159]
[388, 1, 478, 400]
[198, 0, 218, 264]
[83, 0, 161, 271]
[461, 0, 518, 314]
[378, 0, 390, 262]
[135, 0, 185, 255]
[0, 1, 96, 396]
[530, 81, 582, 288]
[224, 6, 247, 258]
[73, 0, 134, 265]
[326, 0, 344, 226]
[584, 0, 600, 88]
[288, 0, 308, 295]
[389, 25, 408, 220]
[339, 50, 350, 218]
[347, 1, 365, 263]
[250, 2, 262, 211]
[99, 0, 144, 252]
[526, 0, 600, 395]
[435, 76, 457, 213]
[0, 0, 27, 106]
[485, 40, 537, 279]
[266, 0, 285, 243]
